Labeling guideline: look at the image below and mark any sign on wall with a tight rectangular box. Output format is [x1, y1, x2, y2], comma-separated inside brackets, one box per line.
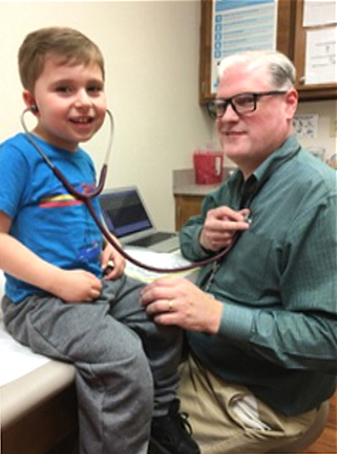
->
[211, 0, 278, 92]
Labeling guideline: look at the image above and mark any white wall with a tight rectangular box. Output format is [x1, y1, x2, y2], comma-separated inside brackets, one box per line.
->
[0, 1, 213, 230]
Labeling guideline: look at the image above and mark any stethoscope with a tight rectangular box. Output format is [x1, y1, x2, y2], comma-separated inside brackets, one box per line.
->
[20, 107, 241, 273]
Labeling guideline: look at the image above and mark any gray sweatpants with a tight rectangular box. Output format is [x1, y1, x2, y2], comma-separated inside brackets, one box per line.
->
[2, 274, 183, 454]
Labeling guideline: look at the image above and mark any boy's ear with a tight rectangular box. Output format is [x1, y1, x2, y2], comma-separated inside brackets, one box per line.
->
[22, 90, 38, 114]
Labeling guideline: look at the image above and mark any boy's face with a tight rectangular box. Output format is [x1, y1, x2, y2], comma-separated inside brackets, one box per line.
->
[25, 55, 106, 152]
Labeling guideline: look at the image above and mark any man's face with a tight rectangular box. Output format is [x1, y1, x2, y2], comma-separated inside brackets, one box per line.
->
[215, 61, 297, 177]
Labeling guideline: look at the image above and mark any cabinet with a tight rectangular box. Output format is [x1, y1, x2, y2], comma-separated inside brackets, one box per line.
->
[174, 194, 203, 231]
[199, 0, 337, 104]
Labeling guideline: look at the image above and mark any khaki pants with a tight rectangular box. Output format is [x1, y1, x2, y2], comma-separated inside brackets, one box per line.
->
[178, 355, 318, 454]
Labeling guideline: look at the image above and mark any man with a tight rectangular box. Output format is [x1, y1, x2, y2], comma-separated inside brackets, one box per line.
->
[141, 50, 337, 453]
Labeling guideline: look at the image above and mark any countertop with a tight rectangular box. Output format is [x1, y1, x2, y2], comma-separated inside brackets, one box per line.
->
[173, 167, 235, 196]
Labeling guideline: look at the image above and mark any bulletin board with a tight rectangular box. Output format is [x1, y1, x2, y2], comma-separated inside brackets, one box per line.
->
[210, 0, 279, 94]
[199, 0, 295, 103]
[293, 0, 337, 99]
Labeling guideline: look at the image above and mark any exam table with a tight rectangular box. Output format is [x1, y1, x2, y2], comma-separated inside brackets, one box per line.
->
[0, 271, 78, 454]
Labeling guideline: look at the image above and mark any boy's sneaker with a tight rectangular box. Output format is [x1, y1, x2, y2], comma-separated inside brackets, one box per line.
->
[151, 399, 200, 454]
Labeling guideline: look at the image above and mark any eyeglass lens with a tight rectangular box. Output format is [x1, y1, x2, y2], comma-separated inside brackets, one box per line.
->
[208, 93, 256, 118]
[207, 91, 287, 118]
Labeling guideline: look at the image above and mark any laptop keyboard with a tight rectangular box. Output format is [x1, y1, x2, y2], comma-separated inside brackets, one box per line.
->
[128, 232, 176, 247]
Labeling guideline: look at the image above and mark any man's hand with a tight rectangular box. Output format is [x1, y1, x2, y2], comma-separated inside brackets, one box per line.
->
[141, 276, 223, 334]
[200, 206, 250, 251]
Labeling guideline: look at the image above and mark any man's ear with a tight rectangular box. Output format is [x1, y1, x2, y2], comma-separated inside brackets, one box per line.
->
[285, 88, 298, 119]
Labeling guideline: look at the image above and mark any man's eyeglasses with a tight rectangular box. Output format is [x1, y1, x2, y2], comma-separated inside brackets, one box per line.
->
[206, 91, 287, 119]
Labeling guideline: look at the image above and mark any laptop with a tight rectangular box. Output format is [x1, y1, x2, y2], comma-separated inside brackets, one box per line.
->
[99, 186, 180, 252]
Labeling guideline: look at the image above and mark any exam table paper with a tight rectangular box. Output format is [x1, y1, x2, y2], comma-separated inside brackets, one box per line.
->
[124, 247, 200, 282]
[0, 319, 50, 387]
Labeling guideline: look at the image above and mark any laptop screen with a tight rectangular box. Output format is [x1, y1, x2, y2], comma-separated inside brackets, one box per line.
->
[99, 188, 153, 238]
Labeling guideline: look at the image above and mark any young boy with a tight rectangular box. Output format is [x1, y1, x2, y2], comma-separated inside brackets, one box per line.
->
[0, 27, 199, 454]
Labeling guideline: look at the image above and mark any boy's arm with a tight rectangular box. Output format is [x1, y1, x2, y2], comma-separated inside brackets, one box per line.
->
[0, 211, 102, 303]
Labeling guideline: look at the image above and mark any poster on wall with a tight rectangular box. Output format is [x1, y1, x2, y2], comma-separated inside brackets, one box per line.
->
[303, 0, 337, 27]
[211, 0, 278, 93]
[305, 26, 337, 85]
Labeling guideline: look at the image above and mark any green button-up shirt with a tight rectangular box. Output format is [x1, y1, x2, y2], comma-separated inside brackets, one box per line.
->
[180, 135, 337, 415]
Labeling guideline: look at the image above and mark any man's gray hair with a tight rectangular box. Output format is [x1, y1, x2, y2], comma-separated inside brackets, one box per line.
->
[217, 50, 296, 91]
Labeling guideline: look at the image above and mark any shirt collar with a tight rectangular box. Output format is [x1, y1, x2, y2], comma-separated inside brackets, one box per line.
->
[228, 135, 302, 207]
[253, 135, 301, 183]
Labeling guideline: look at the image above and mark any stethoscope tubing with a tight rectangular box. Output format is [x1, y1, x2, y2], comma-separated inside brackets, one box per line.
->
[20, 107, 238, 273]
[85, 196, 239, 273]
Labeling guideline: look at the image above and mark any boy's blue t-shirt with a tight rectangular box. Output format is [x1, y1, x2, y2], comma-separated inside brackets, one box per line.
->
[0, 133, 103, 303]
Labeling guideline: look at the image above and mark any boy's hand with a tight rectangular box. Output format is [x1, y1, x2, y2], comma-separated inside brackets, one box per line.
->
[50, 269, 103, 303]
[101, 239, 125, 280]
